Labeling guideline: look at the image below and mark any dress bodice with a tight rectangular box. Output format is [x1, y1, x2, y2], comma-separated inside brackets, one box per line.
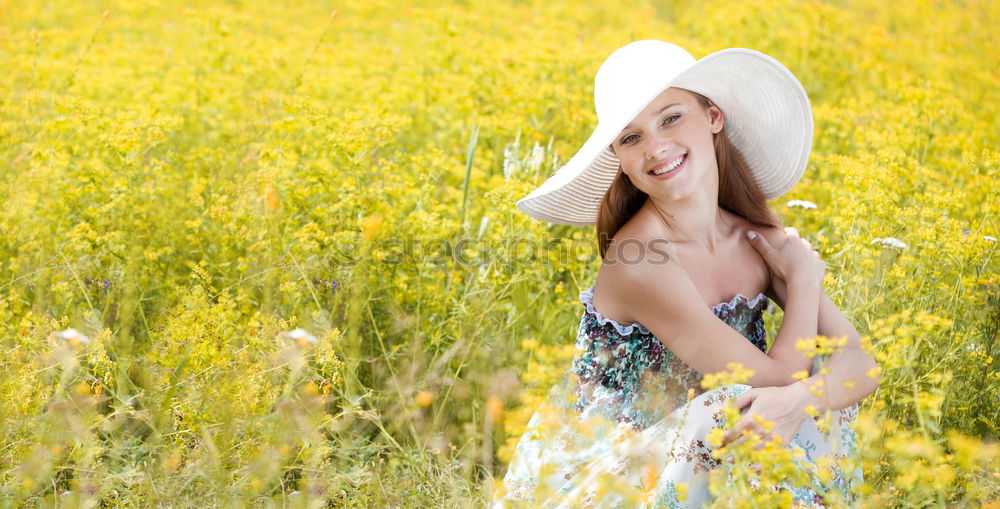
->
[571, 284, 770, 429]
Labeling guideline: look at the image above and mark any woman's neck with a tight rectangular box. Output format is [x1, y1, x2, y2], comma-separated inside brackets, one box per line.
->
[643, 193, 734, 255]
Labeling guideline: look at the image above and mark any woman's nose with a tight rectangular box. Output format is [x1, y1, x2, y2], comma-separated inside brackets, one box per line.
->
[644, 139, 673, 160]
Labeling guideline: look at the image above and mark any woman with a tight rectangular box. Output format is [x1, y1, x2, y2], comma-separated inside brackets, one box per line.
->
[494, 41, 880, 507]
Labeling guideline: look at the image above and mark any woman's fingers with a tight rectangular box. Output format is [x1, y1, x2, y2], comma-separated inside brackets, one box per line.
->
[787, 227, 819, 252]
[722, 413, 771, 447]
[733, 388, 757, 409]
[726, 433, 745, 452]
[793, 231, 822, 256]
[750, 226, 826, 287]
[721, 417, 751, 446]
[746, 232, 784, 280]
[725, 428, 768, 451]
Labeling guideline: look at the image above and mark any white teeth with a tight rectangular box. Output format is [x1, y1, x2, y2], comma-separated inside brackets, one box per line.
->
[651, 155, 684, 175]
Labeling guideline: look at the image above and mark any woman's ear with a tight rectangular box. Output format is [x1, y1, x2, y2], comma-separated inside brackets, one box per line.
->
[708, 103, 725, 134]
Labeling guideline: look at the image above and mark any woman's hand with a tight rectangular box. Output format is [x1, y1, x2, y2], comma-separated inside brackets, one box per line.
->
[720, 382, 813, 448]
[747, 226, 825, 288]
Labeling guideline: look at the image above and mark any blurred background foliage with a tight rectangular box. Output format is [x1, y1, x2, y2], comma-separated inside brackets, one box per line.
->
[0, 0, 997, 506]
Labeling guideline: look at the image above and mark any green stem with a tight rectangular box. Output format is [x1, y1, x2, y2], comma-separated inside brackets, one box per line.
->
[460, 123, 480, 230]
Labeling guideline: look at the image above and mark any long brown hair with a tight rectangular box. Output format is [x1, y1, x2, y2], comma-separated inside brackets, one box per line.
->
[597, 91, 783, 258]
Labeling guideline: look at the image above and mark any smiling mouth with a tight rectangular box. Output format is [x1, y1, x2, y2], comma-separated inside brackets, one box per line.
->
[649, 154, 686, 175]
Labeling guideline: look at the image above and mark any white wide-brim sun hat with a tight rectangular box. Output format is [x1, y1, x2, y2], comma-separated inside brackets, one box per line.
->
[515, 40, 813, 226]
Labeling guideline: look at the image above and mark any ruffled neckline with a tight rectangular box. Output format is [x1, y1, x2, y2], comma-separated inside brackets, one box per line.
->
[579, 284, 768, 337]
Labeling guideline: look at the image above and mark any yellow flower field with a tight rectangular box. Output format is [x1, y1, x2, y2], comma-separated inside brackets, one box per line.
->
[1, 0, 997, 506]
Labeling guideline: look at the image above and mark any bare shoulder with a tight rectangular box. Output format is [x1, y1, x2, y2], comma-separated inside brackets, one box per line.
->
[594, 230, 690, 325]
[602, 223, 677, 265]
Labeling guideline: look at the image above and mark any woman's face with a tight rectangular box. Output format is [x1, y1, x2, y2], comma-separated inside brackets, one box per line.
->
[610, 87, 724, 199]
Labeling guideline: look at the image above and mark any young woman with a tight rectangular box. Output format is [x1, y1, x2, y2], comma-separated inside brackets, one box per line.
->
[494, 40, 880, 507]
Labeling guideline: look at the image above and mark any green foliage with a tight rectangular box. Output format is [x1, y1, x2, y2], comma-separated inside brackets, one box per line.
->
[0, 0, 997, 506]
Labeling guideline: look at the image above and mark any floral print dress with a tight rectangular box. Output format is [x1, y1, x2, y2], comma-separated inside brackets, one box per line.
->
[493, 285, 861, 508]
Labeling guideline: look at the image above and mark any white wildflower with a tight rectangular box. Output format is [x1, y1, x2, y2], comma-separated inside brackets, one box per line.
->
[284, 328, 317, 347]
[985, 236, 997, 243]
[870, 237, 907, 249]
[503, 136, 549, 179]
[786, 200, 817, 209]
[477, 215, 490, 239]
[502, 134, 521, 180]
[59, 328, 90, 346]
[527, 142, 545, 170]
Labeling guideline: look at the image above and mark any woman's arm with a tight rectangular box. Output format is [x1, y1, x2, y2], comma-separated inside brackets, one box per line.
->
[723, 282, 882, 446]
[755, 226, 880, 401]
[602, 237, 825, 387]
[722, 288, 880, 446]
[721, 228, 881, 445]
[764, 279, 820, 378]
[800, 288, 881, 411]
[765, 263, 881, 407]
[746, 229, 825, 378]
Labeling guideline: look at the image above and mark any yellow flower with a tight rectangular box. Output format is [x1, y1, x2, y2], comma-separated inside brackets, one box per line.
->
[706, 427, 725, 448]
[486, 395, 503, 422]
[752, 414, 774, 433]
[700, 362, 755, 389]
[264, 184, 279, 211]
[415, 391, 434, 408]
[675, 482, 688, 501]
[357, 215, 382, 242]
[165, 454, 181, 471]
[303, 382, 320, 396]
[74, 382, 91, 396]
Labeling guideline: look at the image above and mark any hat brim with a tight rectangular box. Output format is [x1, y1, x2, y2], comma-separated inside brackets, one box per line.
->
[516, 48, 813, 226]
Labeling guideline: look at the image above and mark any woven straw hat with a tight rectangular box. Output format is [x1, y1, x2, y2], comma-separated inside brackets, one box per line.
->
[515, 40, 813, 225]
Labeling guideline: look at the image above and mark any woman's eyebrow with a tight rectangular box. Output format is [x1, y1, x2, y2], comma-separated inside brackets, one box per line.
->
[621, 103, 681, 130]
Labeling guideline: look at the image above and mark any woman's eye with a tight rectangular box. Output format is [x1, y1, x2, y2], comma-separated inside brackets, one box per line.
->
[663, 114, 680, 125]
[621, 134, 638, 145]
